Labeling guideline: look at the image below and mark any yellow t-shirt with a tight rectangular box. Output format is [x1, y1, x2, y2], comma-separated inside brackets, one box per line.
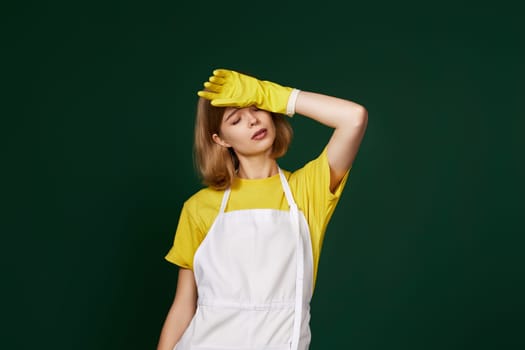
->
[165, 147, 351, 289]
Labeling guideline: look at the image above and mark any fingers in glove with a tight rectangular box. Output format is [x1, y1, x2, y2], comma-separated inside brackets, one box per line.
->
[209, 76, 226, 85]
[197, 90, 218, 100]
[204, 81, 222, 93]
[212, 69, 232, 78]
[211, 98, 239, 107]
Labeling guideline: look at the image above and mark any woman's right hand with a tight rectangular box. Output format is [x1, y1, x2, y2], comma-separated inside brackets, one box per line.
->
[197, 69, 297, 116]
[156, 269, 197, 350]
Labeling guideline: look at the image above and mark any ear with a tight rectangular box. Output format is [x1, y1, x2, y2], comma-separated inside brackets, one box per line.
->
[212, 133, 231, 148]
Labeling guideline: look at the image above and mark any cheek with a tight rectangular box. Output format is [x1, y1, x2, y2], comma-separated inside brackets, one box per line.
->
[221, 128, 244, 145]
[269, 120, 278, 136]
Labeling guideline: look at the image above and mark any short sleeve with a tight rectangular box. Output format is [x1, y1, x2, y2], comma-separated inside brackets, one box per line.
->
[291, 146, 351, 219]
[306, 146, 350, 201]
[164, 201, 204, 270]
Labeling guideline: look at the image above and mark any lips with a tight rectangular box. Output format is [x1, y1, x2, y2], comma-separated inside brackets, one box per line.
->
[251, 128, 267, 140]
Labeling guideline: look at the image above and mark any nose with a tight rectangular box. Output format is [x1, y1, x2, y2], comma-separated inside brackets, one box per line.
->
[247, 110, 259, 127]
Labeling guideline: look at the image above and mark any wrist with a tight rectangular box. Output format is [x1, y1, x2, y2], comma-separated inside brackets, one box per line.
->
[257, 80, 296, 115]
[286, 89, 301, 117]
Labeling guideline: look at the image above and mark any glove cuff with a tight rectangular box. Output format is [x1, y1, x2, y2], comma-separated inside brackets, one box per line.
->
[286, 89, 301, 117]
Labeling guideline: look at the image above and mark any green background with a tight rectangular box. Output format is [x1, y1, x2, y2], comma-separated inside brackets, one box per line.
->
[4, 0, 524, 349]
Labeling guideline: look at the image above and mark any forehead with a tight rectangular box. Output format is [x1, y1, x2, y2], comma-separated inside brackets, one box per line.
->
[222, 106, 243, 121]
[223, 107, 239, 117]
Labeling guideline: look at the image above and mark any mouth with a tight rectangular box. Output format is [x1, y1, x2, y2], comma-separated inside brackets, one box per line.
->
[251, 128, 267, 140]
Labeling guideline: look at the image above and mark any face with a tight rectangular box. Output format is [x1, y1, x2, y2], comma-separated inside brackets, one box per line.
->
[212, 106, 276, 157]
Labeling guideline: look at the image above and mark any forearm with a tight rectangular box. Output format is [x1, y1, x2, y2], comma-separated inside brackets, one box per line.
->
[294, 90, 367, 129]
[157, 269, 198, 350]
[157, 300, 196, 350]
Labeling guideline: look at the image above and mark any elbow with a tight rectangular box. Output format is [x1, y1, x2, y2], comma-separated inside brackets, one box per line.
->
[351, 105, 368, 128]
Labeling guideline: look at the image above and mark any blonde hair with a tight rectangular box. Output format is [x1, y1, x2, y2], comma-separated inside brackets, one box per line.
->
[193, 97, 293, 190]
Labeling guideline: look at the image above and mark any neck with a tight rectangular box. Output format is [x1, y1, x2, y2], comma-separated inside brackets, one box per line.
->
[236, 155, 278, 179]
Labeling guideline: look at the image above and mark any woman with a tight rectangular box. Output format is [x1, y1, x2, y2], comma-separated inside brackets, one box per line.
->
[157, 68, 368, 350]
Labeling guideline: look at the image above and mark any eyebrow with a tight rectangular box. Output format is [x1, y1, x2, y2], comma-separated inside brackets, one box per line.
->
[224, 109, 239, 122]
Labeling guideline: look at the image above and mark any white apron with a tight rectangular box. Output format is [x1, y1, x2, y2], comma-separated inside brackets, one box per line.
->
[174, 169, 314, 350]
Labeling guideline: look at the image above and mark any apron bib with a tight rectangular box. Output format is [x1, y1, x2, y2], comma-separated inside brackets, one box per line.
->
[174, 169, 314, 350]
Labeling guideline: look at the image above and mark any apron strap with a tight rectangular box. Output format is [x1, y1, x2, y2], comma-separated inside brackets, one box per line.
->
[219, 187, 231, 214]
[277, 168, 297, 208]
[277, 168, 304, 350]
[290, 204, 304, 350]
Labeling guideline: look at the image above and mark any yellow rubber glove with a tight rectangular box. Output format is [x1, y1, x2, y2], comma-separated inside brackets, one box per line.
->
[197, 69, 299, 116]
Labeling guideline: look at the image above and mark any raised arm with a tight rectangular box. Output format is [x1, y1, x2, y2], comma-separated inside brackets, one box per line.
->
[197, 69, 368, 192]
[294, 91, 368, 192]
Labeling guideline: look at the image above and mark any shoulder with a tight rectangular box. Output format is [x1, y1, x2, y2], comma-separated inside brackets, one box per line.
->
[183, 186, 224, 214]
